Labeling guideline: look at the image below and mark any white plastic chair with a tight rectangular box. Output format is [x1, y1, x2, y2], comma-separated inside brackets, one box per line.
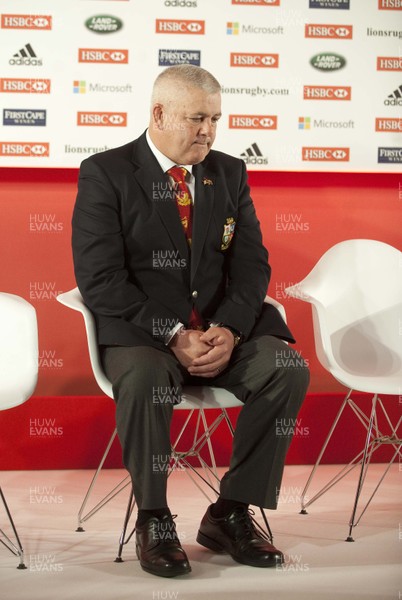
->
[286, 239, 402, 541]
[0, 293, 38, 568]
[57, 288, 286, 559]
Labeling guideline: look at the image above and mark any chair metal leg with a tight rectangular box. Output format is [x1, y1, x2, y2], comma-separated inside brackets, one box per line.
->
[300, 389, 353, 513]
[299, 390, 401, 540]
[346, 394, 402, 541]
[76, 428, 131, 531]
[0, 487, 27, 569]
[114, 489, 136, 563]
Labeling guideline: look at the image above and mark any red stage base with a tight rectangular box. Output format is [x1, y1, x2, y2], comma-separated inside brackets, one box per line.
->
[0, 393, 398, 470]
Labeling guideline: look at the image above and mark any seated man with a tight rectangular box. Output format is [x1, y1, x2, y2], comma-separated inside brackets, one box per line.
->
[72, 64, 309, 578]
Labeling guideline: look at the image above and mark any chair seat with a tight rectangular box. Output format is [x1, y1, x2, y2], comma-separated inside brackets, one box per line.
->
[178, 386, 243, 410]
[325, 304, 402, 395]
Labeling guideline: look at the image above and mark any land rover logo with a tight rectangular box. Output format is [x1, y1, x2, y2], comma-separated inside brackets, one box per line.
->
[85, 15, 123, 34]
[310, 53, 346, 71]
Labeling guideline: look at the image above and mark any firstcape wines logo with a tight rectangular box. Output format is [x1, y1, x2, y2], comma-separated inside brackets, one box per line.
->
[158, 49, 201, 66]
[3, 109, 46, 126]
[232, 0, 281, 5]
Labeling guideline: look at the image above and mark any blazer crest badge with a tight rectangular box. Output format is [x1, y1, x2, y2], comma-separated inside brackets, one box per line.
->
[221, 217, 236, 251]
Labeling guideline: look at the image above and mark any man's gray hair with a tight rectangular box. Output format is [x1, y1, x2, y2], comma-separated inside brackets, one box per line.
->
[151, 64, 221, 105]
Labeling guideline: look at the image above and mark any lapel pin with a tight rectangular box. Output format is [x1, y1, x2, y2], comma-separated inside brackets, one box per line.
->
[202, 177, 213, 186]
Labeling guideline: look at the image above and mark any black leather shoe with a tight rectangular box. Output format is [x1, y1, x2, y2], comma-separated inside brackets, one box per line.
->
[197, 505, 284, 568]
[135, 514, 191, 577]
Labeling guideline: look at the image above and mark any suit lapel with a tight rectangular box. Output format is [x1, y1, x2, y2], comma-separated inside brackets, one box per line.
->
[191, 162, 215, 282]
[131, 134, 190, 264]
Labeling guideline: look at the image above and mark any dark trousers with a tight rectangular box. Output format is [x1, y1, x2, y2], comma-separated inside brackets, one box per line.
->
[101, 335, 309, 510]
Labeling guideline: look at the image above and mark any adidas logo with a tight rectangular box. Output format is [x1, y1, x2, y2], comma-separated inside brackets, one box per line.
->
[385, 84, 402, 106]
[240, 143, 268, 165]
[9, 43, 42, 66]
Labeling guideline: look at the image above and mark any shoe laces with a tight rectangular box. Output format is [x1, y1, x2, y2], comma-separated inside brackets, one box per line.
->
[150, 514, 179, 543]
[232, 507, 261, 540]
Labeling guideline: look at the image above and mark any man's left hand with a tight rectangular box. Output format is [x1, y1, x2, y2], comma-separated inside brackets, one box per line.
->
[187, 327, 235, 378]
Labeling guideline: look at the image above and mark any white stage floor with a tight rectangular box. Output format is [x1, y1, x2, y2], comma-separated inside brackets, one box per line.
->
[1, 465, 401, 600]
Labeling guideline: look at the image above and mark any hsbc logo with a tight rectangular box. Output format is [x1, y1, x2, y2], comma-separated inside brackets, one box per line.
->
[375, 118, 402, 131]
[377, 57, 402, 71]
[1, 14, 52, 29]
[378, 0, 402, 9]
[303, 85, 351, 100]
[156, 19, 205, 34]
[229, 115, 277, 129]
[0, 78, 51, 93]
[302, 147, 349, 161]
[230, 53, 279, 67]
[77, 112, 127, 126]
[0, 142, 49, 156]
[305, 24, 352, 38]
[78, 49, 129, 63]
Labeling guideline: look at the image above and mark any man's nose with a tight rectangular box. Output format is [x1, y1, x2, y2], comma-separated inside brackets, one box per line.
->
[198, 119, 213, 137]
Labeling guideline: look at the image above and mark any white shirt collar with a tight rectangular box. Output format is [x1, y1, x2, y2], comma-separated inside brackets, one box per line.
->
[146, 129, 193, 179]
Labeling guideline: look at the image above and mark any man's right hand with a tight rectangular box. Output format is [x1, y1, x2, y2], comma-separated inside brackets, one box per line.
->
[169, 329, 212, 370]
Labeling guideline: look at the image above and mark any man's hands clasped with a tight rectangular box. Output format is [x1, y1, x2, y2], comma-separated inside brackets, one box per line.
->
[169, 326, 235, 378]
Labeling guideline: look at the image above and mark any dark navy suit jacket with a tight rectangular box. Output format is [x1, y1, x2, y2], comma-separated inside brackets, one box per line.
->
[72, 131, 295, 349]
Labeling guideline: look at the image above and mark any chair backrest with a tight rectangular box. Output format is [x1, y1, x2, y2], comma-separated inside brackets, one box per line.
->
[286, 239, 402, 391]
[57, 288, 286, 404]
[288, 239, 401, 324]
[57, 288, 113, 398]
[0, 293, 38, 410]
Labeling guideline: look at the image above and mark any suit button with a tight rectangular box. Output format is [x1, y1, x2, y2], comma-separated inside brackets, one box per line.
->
[191, 290, 198, 299]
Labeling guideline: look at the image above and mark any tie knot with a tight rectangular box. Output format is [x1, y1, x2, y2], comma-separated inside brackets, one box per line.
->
[168, 166, 188, 184]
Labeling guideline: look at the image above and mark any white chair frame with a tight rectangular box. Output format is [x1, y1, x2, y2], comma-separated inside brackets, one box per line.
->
[286, 239, 402, 541]
[0, 292, 38, 568]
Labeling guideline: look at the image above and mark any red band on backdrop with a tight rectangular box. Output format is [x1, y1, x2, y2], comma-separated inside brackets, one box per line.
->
[0, 168, 400, 469]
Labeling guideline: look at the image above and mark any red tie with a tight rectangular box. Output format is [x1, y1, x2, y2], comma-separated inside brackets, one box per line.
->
[167, 166, 203, 330]
[168, 166, 193, 246]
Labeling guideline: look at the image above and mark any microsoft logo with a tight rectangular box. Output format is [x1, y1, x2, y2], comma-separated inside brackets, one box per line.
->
[299, 117, 311, 130]
[73, 81, 86, 94]
[227, 22, 239, 35]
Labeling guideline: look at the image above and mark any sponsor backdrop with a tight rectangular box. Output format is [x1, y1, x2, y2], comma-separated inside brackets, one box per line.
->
[0, 0, 401, 171]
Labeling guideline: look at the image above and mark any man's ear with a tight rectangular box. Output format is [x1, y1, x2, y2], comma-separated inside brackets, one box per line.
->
[152, 103, 164, 130]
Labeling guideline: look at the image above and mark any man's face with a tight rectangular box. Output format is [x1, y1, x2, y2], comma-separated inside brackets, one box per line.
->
[152, 86, 222, 165]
